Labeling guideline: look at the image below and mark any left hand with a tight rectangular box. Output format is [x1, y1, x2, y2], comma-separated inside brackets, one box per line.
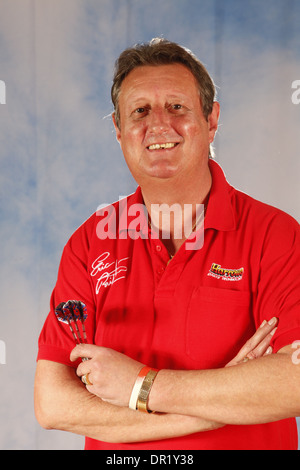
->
[71, 317, 278, 407]
[70, 344, 144, 407]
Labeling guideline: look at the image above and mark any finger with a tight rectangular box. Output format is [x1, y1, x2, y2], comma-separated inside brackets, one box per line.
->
[245, 317, 277, 352]
[70, 343, 100, 362]
[234, 317, 278, 363]
[85, 384, 94, 394]
[76, 360, 91, 378]
[226, 318, 277, 367]
[246, 329, 276, 360]
[226, 344, 273, 368]
[263, 346, 273, 356]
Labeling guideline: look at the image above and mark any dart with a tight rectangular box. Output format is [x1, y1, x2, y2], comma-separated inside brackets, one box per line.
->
[55, 300, 89, 361]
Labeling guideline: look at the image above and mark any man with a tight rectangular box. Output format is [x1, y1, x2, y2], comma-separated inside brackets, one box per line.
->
[35, 38, 300, 450]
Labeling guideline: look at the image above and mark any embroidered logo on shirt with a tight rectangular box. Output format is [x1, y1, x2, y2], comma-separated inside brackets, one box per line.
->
[90, 252, 129, 294]
[207, 263, 244, 281]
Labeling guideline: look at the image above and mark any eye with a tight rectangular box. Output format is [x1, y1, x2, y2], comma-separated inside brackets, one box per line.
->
[135, 107, 146, 114]
[168, 103, 185, 113]
[133, 106, 151, 116]
[131, 106, 149, 119]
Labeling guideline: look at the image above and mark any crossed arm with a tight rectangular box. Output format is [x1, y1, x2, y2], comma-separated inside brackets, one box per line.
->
[34, 318, 300, 443]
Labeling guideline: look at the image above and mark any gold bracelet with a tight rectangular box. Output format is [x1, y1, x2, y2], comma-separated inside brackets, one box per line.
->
[137, 369, 158, 413]
[129, 366, 151, 410]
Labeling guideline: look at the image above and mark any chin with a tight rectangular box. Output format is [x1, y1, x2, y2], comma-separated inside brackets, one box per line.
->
[145, 163, 181, 180]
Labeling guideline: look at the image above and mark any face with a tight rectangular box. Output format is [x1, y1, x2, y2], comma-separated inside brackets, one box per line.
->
[113, 64, 219, 186]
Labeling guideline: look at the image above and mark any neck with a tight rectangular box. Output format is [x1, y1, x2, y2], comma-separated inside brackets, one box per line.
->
[141, 166, 212, 256]
[141, 162, 211, 205]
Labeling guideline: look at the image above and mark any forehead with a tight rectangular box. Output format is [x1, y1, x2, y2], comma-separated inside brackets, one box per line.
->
[119, 63, 200, 104]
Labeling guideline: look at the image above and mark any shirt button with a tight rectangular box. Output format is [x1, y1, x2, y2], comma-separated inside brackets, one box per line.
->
[155, 245, 162, 252]
[157, 266, 165, 275]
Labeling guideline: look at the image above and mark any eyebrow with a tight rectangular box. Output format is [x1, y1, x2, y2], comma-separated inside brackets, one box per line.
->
[127, 93, 192, 107]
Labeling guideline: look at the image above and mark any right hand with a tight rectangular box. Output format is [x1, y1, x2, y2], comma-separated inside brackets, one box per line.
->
[225, 317, 278, 368]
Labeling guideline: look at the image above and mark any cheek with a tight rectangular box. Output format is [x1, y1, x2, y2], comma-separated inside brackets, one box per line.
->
[121, 123, 145, 149]
[119, 132, 136, 157]
[119, 129, 143, 172]
[180, 119, 208, 143]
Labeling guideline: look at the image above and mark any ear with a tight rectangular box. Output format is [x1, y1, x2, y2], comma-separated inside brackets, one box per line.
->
[112, 112, 122, 144]
[208, 102, 220, 144]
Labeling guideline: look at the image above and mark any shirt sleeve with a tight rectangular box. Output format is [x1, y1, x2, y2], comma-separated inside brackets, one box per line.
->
[254, 211, 300, 353]
[37, 216, 96, 368]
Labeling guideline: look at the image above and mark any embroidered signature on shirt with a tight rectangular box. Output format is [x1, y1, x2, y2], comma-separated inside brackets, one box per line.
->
[90, 252, 129, 294]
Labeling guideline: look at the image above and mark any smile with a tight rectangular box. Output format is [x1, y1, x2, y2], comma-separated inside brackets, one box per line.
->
[147, 142, 178, 150]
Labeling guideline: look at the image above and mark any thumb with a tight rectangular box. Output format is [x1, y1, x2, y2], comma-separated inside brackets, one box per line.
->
[70, 343, 98, 362]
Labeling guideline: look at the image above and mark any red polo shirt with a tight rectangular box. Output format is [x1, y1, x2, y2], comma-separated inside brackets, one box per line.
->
[38, 159, 300, 450]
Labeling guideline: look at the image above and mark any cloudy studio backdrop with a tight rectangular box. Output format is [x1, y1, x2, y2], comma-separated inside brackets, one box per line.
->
[0, 0, 299, 449]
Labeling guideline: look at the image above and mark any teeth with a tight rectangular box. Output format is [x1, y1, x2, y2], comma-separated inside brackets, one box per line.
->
[148, 143, 177, 150]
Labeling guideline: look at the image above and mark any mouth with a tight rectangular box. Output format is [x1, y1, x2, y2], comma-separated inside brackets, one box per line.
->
[147, 142, 179, 150]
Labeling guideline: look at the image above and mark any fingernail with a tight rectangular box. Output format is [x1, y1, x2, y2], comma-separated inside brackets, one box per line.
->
[268, 317, 277, 326]
[266, 346, 273, 355]
[260, 320, 267, 328]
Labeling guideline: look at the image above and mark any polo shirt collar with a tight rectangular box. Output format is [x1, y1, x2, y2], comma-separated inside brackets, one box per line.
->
[205, 159, 236, 232]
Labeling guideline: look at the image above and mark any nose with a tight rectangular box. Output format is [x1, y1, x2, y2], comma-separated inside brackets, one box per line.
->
[146, 107, 171, 134]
